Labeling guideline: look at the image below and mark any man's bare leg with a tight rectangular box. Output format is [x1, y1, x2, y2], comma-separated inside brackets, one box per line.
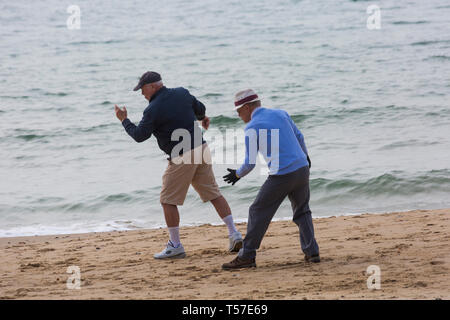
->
[211, 196, 242, 252]
[210, 195, 232, 219]
[162, 203, 181, 246]
[162, 203, 179, 227]
[153, 203, 186, 259]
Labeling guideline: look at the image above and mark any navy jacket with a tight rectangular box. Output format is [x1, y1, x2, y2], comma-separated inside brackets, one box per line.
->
[122, 86, 206, 157]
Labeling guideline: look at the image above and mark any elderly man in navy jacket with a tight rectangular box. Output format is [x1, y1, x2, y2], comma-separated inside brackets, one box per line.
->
[115, 71, 242, 259]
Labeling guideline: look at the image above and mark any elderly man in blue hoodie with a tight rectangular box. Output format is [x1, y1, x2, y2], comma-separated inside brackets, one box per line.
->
[222, 89, 320, 269]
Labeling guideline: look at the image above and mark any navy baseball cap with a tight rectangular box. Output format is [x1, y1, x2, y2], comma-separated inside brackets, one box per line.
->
[133, 71, 162, 91]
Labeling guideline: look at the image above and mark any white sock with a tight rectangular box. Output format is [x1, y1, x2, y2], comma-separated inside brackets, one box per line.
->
[222, 214, 238, 236]
[168, 226, 181, 247]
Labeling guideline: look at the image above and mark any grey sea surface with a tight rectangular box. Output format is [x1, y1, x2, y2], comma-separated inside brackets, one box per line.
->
[1, 0, 449, 236]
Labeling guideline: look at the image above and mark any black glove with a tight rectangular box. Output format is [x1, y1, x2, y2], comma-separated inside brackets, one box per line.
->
[307, 155, 311, 168]
[223, 168, 240, 185]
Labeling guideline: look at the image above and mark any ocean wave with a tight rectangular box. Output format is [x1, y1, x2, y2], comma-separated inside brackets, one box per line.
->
[8, 123, 117, 142]
[378, 139, 440, 150]
[210, 105, 412, 129]
[76, 63, 101, 68]
[1, 91, 69, 100]
[210, 115, 241, 126]
[1, 191, 156, 215]
[0, 95, 31, 100]
[425, 108, 450, 117]
[308, 105, 408, 124]
[0, 219, 149, 237]
[68, 39, 126, 46]
[392, 21, 428, 25]
[76, 123, 117, 133]
[30, 197, 65, 204]
[230, 170, 450, 202]
[15, 134, 48, 142]
[103, 193, 134, 203]
[201, 93, 224, 98]
[311, 170, 450, 198]
[290, 114, 310, 123]
[67, 192, 154, 211]
[43, 91, 69, 97]
[10, 128, 61, 142]
[425, 55, 450, 61]
[411, 40, 450, 46]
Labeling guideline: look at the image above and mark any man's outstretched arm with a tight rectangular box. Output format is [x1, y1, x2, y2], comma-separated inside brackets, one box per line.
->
[115, 104, 154, 143]
[223, 129, 258, 185]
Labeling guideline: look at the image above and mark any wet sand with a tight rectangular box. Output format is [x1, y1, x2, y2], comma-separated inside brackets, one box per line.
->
[0, 208, 449, 300]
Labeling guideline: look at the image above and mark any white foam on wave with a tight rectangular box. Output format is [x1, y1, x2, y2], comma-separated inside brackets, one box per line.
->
[0, 206, 438, 238]
[0, 219, 162, 238]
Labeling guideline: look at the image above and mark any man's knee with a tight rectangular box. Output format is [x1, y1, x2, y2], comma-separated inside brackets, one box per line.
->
[161, 203, 178, 211]
[249, 202, 261, 216]
[293, 207, 311, 223]
[161, 202, 176, 206]
[209, 195, 224, 203]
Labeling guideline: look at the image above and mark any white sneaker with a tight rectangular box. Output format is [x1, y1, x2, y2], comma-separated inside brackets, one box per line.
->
[229, 231, 243, 252]
[154, 241, 186, 259]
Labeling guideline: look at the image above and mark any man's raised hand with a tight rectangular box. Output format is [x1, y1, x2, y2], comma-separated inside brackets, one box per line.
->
[115, 105, 127, 122]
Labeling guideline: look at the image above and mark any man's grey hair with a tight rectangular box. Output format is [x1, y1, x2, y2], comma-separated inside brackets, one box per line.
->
[246, 100, 261, 108]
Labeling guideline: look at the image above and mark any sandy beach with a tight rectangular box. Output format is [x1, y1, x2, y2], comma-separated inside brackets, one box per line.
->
[0, 208, 448, 300]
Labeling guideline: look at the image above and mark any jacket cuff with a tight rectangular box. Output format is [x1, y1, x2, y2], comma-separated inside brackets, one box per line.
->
[122, 118, 131, 127]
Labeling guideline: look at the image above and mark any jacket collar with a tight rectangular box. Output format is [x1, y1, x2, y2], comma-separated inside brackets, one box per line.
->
[150, 86, 167, 102]
[250, 107, 264, 120]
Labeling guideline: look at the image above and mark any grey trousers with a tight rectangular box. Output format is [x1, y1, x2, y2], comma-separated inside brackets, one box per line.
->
[238, 166, 319, 260]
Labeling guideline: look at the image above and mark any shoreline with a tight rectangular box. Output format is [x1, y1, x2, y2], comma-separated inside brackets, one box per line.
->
[0, 208, 448, 299]
[1, 206, 446, 239]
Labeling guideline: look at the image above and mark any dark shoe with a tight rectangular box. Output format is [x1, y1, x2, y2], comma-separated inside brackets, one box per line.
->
[304, 254, 320, 263]
[222, 256, 256, 270]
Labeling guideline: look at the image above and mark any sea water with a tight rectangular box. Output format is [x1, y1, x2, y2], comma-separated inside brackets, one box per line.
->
[1, 0, 449, 236]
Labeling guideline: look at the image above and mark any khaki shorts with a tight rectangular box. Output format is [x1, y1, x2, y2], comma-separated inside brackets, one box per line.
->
[160, 144, 222, 205]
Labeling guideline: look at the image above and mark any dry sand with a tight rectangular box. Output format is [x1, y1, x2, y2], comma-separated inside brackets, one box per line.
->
[0, 208, 449, 300]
